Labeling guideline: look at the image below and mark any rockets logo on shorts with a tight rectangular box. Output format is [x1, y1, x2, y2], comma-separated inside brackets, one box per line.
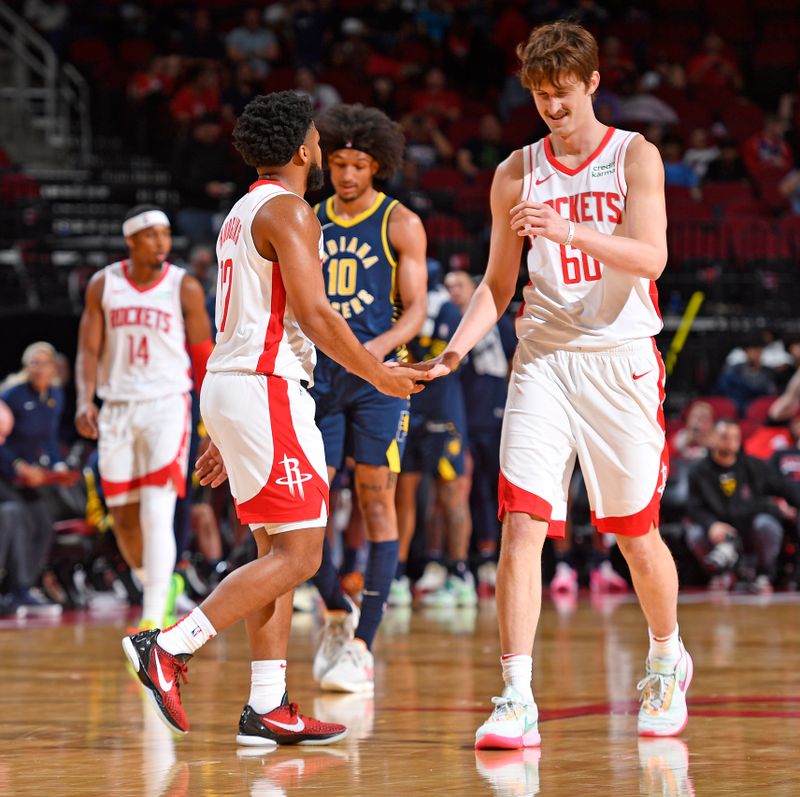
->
[275, 454, 313, 499]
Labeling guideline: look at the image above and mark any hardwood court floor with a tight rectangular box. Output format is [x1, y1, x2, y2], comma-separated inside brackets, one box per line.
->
[1, 590, 798, 797]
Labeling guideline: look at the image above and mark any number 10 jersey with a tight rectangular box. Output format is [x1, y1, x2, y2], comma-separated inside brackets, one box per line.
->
[97, 260, 191, 401]
[518, 126, 663, 351]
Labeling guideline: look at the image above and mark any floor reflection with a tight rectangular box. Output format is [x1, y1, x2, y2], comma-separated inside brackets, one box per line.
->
[474, 748, 541, 797]
[638, 738, 694, 797]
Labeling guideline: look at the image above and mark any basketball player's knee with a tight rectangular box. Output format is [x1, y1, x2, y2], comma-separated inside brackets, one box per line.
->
[618, 535, 661, 576]
[296, 549, 323, 583]
[360, 495, 392, 532]
[503, 513, 548, 549]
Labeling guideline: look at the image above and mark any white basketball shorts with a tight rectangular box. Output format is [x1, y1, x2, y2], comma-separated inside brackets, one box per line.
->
[498, 338, 668, 538]
[200, 371, 329, 533]
[98, 392, 191, 507]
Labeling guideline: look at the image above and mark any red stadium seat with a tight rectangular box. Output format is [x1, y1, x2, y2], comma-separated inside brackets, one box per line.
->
[682, 396, 737, 421]
[420, 167, 465, 192]
[423, 212, 468, 242]
[745, 396, 778, 423]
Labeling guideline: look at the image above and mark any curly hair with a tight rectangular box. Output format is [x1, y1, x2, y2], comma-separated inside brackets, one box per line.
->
[315, 104, 405, 180]
[233, 91, 314, 167]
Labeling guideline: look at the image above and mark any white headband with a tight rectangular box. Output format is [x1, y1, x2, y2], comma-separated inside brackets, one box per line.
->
[122, 210, 170, 237]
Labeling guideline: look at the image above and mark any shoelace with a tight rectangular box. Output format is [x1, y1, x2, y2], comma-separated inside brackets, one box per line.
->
[170, 656, 190, 693]
[637, 671, 671, 711]
[489, 695, 520, 721]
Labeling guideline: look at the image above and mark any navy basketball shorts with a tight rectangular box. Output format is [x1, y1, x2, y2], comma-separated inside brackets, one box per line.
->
[312, 363, 409, 474]
[401, 412, 467, 480]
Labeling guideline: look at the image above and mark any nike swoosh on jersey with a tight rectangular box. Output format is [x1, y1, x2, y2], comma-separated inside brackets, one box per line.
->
[632, 370, 653, 380]
[535, 174, 554, 185]
[263, 716, 305, 732]
[154, 649, 174, 692]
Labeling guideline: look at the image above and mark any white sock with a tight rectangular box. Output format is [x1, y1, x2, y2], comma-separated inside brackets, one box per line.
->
[157, 607, 216, 656]
[501, 654, 534, 704]
[248, 660, 287, 713]
[648, 625, 681, 665]
[139, 486, 178, 624]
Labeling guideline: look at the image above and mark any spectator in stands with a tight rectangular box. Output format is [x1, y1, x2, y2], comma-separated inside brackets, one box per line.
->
[172, 114, 236, 244]
[221, 62, 259, 125]
[716, 336, 778, 415]
[456, 114, 511, 181]
[687, 420, 798, 592]
[704, 137, 748, 183]
[445, 269, 515, 589]
[684, 128, 720, 181]
[660, 136, 701, 199]
[671, 401, 715, 463]
[225, 6, 280, 78]
[411, 67, 461, 125]
[178, 8, 226, 62]
[291, 0, 329, 72]
[742, 114, 792, 179]
[169, 66, 221, 130]
[617, 76, 679, 128]
[294, 66, 341, 114]
[185, 244, 216, 295]
[687, 31, 743, 94]
[0, 342, 67, 615]
[401, 113, 454, 171]
[371, 75, 398, 118]
[597, 36, 635, 93]
[769, 356, 800, 423]
[640, 49, 687, 94]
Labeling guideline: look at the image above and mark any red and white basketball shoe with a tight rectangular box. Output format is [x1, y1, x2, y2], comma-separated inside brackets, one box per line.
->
[122, 628, 192, 734]
[236, 694, 347, 746]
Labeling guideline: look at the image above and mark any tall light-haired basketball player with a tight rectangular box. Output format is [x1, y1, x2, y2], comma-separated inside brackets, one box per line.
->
[422, 21, 691, 747]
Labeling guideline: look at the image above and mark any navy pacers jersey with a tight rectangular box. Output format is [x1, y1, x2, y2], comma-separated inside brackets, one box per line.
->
[315, 192, 401, 350]
[311, 191, 410, 473]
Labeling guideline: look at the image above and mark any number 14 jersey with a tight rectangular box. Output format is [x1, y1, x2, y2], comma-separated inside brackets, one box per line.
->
[97, 260, 191, 401]
[518, 126, 663, 350]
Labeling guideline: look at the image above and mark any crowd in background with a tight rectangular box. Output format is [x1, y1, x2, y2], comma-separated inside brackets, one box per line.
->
[3, 1, 800, 617]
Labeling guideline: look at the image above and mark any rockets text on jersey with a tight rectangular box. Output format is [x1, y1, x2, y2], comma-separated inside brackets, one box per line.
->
[97, 261, 191, 401]
[517, 127, 663, 350]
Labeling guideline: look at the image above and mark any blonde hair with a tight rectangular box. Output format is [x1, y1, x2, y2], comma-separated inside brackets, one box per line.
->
[517, 21, 599, 91]
[0, 341, 60, 391]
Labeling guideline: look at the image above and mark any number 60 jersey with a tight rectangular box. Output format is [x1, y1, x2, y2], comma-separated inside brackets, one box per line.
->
[518, 126, 663, 350]
[97, 260, 191, 401]
[207, 180, 323, 385]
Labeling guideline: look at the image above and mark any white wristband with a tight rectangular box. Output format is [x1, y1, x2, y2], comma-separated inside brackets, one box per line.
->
[563, 220, 575, 247]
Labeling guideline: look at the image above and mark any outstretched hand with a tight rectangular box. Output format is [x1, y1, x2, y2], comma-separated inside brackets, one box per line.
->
[195, 440, 228, 487]
[405, 350, 460, 380]
[376, 363, 431, 397]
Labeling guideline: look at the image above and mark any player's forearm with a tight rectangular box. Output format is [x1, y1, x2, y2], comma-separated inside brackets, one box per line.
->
[445, 281, 512, 362]
[371, 301, 427, 358]
[570, 223, 667, 280]
[75, 350, 98, 408]
[301, 306, 384, 384]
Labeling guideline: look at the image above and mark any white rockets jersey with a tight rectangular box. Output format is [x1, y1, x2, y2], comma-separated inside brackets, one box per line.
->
[207, 180, 322, 384]
[97, 261, 191, 401]
[518, 126, 663, 350]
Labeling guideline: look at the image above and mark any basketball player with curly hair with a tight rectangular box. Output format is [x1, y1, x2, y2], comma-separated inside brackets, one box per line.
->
[308, 104, 429, 694]
[122, 92, 426, 744]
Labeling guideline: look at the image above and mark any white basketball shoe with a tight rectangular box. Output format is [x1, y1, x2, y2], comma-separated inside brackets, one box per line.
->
[312, 598, 359, 682]
[475, 686, 541, 750]
[637, 641, 693, 736]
